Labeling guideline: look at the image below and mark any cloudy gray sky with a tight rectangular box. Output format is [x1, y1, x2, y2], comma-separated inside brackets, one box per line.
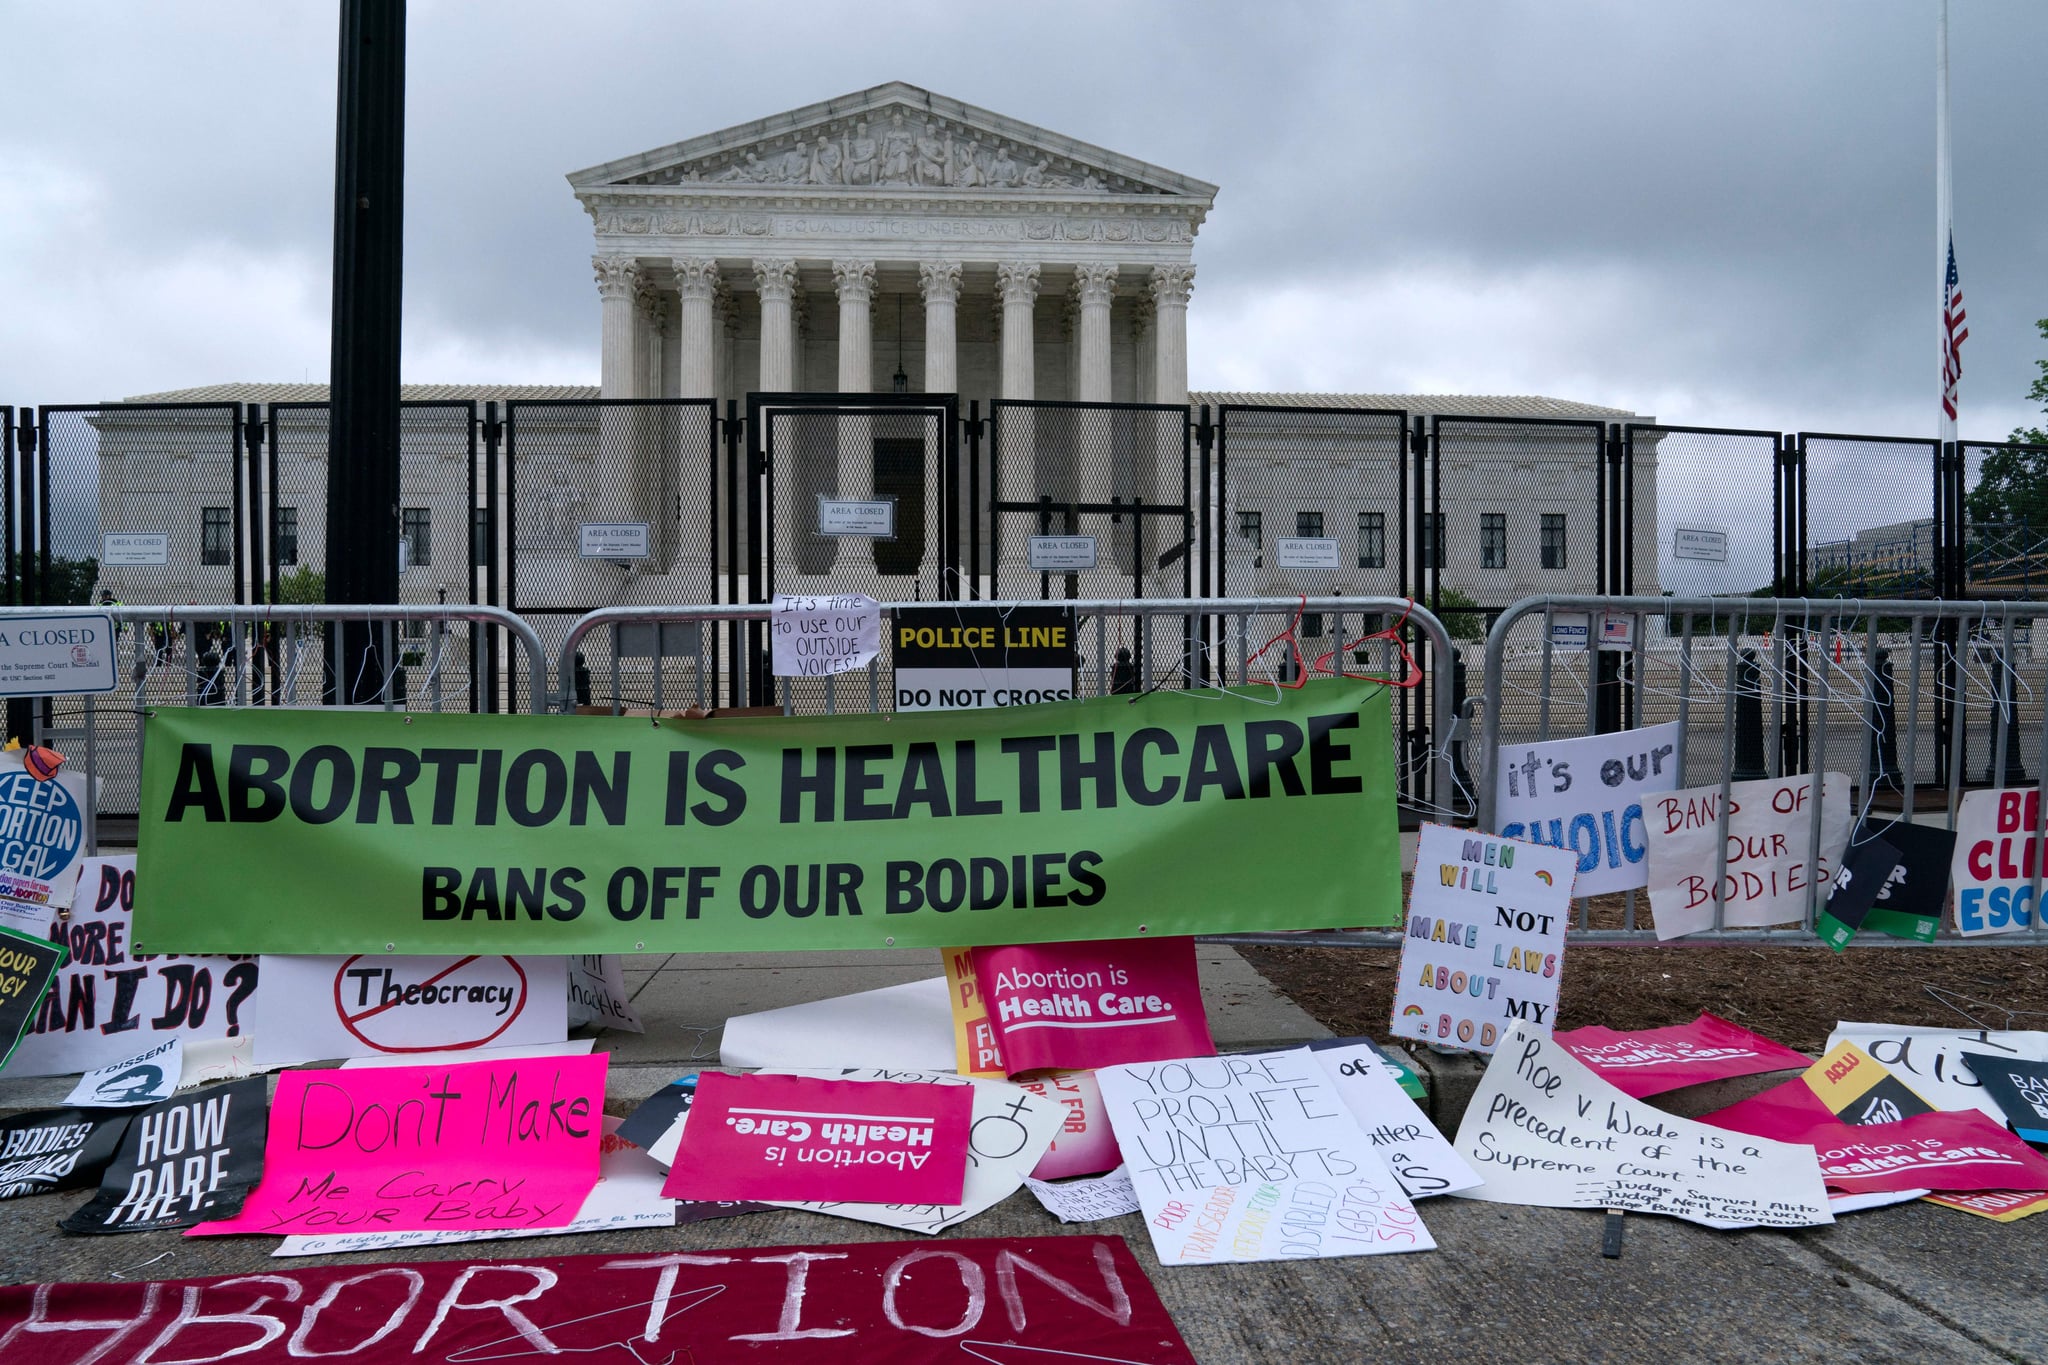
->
[4, 0, 2044, 443]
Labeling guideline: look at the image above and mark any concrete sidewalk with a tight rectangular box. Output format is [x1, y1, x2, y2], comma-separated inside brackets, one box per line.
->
[0, 947, 2041, 1363]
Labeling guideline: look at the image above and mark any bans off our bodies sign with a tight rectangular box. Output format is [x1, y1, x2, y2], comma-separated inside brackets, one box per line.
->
[135, 681, 1400, 955]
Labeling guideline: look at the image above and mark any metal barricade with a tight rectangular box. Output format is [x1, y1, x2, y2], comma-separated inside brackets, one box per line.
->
[555, 596, 1459, 815]
[1478, 594, 2048, 945]
[12, 604, 550, 842]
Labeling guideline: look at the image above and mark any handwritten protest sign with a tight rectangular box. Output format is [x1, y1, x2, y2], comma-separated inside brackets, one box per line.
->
[566, 954, 642, 1032]
[974, 935, 1213, 1074]
[754, 1067, 1063, 1234]
[1390, 823, 1578, 1053]
[1647, 772, 1850, 938]
[0, 1107, 128, 1200]
[770, 593, 880, 677]
[664, 1073, 972, 1206]
[1310, 1041, 1480, 1197]
[274, 1115, 674, 1257]
[191, 1054, 605, 1236]
[0, 751, 91, 911]
[0, 924, 63, 1069]
[1097, 1049, 1434, 1263]
[3, 856, 258, 1078]
[1825, 1023, 2048, 1120]
[1452, 1024, 1833, 1228]
[1702, 1078, 2048, 1194]
[62, 1077, 269, 1233]
[252, 953, 567, 1067]
[1555, 1013, 1811, 1098]
[1950, 787, 2043, 935]
[1024, 1165, 1141, 1223]
[0, 1238, 1199, 1365]
[1493, 722, 1680, 896]
[64, 1037, 181, 1108]
[1309, 1034, 1429, 1099]
[1016, 1069, 1121, 1179]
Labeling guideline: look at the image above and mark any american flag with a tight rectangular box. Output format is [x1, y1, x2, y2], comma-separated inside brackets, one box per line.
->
[1941, 232, 1968, 420]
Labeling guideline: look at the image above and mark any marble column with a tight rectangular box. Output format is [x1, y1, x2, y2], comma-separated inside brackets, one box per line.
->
[752, 259, 798, 391]
[833, 259, 878, 579]
[996, 262, 1041, 590]
[1151, 264, 1195, 507]
[668, 258, 720, 587]
[1133, 295, 1157, 405]
[921, 262, 962, 598]
[594, 256, 638, 401]
[918, 262, 961, 395]
[589, 256, 639, 602]
[670, 257, 719, 399]
[1074, 263, 1118, 403]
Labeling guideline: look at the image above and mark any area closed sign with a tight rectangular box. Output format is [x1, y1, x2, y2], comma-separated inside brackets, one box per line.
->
[893, 605, 1076, 712]
[0, 614, 117, 697]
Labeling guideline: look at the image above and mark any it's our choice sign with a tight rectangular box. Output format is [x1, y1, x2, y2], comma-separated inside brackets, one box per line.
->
[893, 606, 1077, 712]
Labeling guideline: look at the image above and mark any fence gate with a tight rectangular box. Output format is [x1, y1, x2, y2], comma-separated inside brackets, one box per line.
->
[504, 397, 718, 713]
[741, 392, 960, 708]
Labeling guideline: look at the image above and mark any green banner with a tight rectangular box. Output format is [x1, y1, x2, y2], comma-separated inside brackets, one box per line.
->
[134, 680, 1401, 955]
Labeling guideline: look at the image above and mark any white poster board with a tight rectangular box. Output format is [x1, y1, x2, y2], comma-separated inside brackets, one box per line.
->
[769, 593, 881, 678]
[1390, 824, 1580, 1053]
[1309, 1041, 1481, 1197]
[252, 954, 569, 1067]
[1453, 1024, 1833, 1228]
[1493, 722, 1682, 896]
[1826, 1022, 2048, 1120]
[1645, 773, 1851, 938]
[1950, 787, 2042, 935]
[1097, 1049, 1434, 1263]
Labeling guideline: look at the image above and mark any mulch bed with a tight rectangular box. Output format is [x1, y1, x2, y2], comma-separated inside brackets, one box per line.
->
[1239, 941, 2048, 1053]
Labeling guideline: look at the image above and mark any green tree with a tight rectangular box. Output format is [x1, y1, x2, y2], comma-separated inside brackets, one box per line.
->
[268, 565, 325, 605]
[9, 554, 99, 606]
[1965, 318, 2048, 526]
[1432, 586, 1488, 642]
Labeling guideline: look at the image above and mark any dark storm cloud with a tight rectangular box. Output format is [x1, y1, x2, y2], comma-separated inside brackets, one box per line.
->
[1, 0, 2042, 438]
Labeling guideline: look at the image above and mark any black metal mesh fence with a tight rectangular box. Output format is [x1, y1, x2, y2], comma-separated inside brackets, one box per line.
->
[1799, 433, 1940, 597]
[1216, 405, 1407, 601]
[1959, 440, 2048, 596]
[990, 400, 1191, 604]
[1427, 417, 1604, 613]
[1628, 425, 1779, 599]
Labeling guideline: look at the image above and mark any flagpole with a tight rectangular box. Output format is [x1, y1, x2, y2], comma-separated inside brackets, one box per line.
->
[1937, 0, 1954, 442]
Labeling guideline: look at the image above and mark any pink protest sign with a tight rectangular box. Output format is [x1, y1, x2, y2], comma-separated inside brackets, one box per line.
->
[1703, 1079, 2048, 1194]
[189, 1053, 606, 1236]
[974, 936, 1214, 1075]
[664, 1072, 971, 1206]
[1556, 1013, 1811, 1098]
[1016, 1070, 1122, 1179]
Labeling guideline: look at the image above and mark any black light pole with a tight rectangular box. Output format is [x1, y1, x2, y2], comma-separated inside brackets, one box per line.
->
[325, 0, 405, 703]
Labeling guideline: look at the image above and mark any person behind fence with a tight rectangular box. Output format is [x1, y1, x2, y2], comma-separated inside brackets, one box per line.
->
[1111, 647, 1138, 695]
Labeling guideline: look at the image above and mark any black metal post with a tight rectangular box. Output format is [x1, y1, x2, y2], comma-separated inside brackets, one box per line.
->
[5, 411, 28, 740]
[323, 0, 406, 705]
[481, 401, 501, 713]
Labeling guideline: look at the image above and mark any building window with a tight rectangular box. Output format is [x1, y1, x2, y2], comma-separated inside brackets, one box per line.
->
[1481, 513, 1507, 569]
[201, 508, 231, 566]
[273, 506, 298, 566]
[1358, 512, 1385, 569]
[1295, 510, 1323, 538]
[1238, 509, 1261, 543]
[1419, 512, 1444, 570]
[1542, 513, 1567, 570]
[472, 506, 492, 567]
[402, 508, 431, 567]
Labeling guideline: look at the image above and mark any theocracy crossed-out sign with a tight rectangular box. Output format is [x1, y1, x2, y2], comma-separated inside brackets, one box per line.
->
[134, 680, 1401, 955]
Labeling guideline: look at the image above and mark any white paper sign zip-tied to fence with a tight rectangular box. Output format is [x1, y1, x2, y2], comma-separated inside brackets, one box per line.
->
[1096, 1049, 1435, 1264]
[1452, 1024, 1833, 1229]
[770, 593, 881, 678]
[1646, 772, 1851, 939]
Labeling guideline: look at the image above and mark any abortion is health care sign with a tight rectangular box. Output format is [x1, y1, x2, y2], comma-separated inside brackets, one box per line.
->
[1950, 787, 2045, 935]
[1390, 824, 1578, 1054]
[973, 935, 1213, 1074]
[1493, 722, 1680, 896]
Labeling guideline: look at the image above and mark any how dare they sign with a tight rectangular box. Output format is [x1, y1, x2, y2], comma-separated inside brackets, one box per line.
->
[0, 1238, 1199, 1365]
[193, 1054, 607, 1236]
[252, 954, 568, 1068]
[1493, 722, 1681, 897]
[1390, 824, 1579, 1054]
[3, 856, 259, 1078]
[1645, 772, 1851, 939]
[62, 1077, 269, 1234]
